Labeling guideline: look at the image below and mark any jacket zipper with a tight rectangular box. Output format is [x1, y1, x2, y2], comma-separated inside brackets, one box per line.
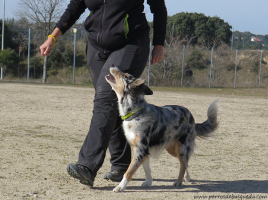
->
[97, 0, 106, 52]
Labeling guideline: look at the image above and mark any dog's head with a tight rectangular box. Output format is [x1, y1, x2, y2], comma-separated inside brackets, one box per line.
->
[105, 66, 153, 101]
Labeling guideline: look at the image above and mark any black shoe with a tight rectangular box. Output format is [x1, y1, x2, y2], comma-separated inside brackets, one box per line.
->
[103, 170, 125, 182]
[67, 163, 96, 187]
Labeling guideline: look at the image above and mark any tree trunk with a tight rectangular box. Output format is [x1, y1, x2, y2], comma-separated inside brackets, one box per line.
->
[42, 56, 47, 83]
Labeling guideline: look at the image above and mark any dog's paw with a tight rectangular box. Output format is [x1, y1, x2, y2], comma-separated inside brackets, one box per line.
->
[113, 176, 128, 192]
[173, 181, 183, 187]
[141, 180, 152, 188]
[184, 174, 190, 183]
[113, 186, 125, 193]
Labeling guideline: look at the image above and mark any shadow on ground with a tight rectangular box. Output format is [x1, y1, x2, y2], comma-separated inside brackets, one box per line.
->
[94, 179, 268, 194]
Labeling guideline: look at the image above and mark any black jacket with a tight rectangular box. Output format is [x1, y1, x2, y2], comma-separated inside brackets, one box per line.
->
[56, 0, 167, 52]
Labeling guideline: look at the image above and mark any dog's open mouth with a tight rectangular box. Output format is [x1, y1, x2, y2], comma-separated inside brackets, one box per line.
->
[105, 74, 116, 83]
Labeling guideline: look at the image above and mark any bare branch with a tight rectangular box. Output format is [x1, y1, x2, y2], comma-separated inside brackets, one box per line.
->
[16, 0, 66, 36]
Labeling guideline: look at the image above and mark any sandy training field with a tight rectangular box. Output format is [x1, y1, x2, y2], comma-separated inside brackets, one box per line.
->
[0, 83, 267, 200]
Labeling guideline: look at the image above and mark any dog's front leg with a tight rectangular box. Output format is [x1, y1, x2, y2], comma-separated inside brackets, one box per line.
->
[141, 157, 152, 188]
[113, 148, 148, 192]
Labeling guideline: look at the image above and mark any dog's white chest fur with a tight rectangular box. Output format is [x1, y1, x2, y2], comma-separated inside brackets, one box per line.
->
[123, 121, 138, 145]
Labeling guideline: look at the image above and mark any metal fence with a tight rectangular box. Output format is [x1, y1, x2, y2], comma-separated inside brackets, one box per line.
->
[146, 43, 267, 88]
[1, 28, 267, 88]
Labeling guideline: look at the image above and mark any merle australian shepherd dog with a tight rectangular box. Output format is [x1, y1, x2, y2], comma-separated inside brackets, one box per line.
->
[105, 66, 219, 192]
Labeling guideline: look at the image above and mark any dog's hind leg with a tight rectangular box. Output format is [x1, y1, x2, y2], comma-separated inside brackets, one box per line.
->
[174, 145, 193, 187]
[113, 148, 148, 192]
[166, 139, 187, 187]
[173, 153, 187, 187]
[184, 169, 190, 183]
[166, 139, 191, 186]
[183, 145, 193, 183]
[141, 157, 153, 188]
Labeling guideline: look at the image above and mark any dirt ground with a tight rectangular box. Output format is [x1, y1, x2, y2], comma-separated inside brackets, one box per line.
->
[0, 83, 267, 200]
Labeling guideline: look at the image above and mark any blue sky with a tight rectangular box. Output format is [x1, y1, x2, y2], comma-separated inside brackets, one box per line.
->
[1, 0, 268, 35]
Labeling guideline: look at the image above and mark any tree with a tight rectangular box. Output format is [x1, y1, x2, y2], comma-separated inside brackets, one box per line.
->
[185, 51, 209, 70]
[16, 0, 66, 83]
[166, 12, 232, 48]
[47, 39, 71, 70]
[30, 56, 43, 78]
[252, 43, 262, 50]
[149, 33, 196, 86]
[0, 20, 20, 50]
[0, 49, 19, 75]
[263, 35, 268, 44]
[201, 16, 232, 48]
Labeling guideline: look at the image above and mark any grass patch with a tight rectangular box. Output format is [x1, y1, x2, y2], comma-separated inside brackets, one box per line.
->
[2, 82, 267, 97]
[150, 86, 268, 98]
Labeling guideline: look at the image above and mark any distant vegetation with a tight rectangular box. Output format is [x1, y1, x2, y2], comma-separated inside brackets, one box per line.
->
[0, 11, 267, 87]
[232, 31, 268, 50]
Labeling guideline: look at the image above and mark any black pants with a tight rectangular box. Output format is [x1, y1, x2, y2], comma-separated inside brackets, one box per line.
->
[77, 34, 150, 174]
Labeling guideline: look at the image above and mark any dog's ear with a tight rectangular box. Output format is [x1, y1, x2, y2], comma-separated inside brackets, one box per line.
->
[131, 78, 153, 95]
[140, 84, 153, 95]
[132, 78, 145, 87]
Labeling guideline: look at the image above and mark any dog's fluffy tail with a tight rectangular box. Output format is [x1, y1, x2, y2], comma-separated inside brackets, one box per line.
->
[195, 100, 219, 138]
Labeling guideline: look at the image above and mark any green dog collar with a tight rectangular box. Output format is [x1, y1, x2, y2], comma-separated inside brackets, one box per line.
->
[121, 107, 142, 120]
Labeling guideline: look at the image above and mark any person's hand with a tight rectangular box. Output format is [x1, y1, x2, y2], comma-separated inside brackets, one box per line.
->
[151, 45, 164, 65]
[40, 37, 54, 56]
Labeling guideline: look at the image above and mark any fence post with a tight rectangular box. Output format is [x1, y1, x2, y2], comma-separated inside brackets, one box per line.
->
[148, 41, 152, 86]
[18, 45, 21, 78]
[27, 28, 31, 83]
[181, 45, 185, 87]
[209, 47, 214, 88]
[1, 0, 5, 80]
[259, 50, 263, 87]
[73, 28, 77, 84]
[234, 49, 238, 88]
[0, 67, 3, 80]
[231, 28, 234, 51]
